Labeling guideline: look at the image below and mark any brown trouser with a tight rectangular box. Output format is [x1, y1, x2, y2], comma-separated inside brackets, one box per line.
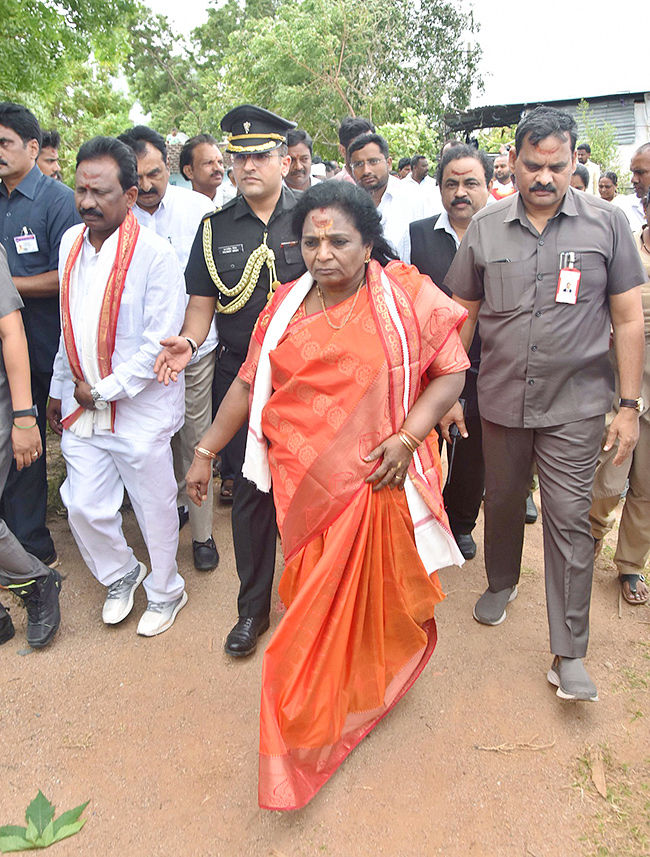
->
[590, 408, 650, 576]
[482, 415, 605, 659]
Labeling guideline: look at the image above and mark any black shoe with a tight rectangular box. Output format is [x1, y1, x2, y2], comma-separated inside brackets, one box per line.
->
[178, 506, 189, 530]
[0, 609, 15, 645]
[224, 616, 270, 658]
[455, 532, 477, 560]
[525, 491, 538, 524]
[11, 569, 62, 648]
[193, 536, 219, 571]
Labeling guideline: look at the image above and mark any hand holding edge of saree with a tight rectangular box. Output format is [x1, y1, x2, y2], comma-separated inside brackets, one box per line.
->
[364, 370, 465, 492]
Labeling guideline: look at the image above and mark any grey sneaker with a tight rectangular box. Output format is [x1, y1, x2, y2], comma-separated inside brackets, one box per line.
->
[547, 656, 598, 702]
[473, 585, 518, 625]
[102, 562, 147, 625]
[137, 591, 188, 637]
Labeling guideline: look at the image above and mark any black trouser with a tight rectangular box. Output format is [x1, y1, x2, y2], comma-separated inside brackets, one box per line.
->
[214, 347, 277, 617]
[443, 411, 485, 536]
[0, 370, 54, 561]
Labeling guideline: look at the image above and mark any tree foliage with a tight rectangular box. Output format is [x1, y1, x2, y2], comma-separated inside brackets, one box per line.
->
[576, 99, 621, 174]
[377, 109, 443, 161]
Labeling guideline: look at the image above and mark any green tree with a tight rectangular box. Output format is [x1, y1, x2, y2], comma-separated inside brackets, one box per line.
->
[575, 99, 621, 174]
[376, 109, 443, 162]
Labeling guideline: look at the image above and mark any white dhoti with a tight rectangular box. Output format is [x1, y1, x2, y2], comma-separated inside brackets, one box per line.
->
[61, 431, 184, 602]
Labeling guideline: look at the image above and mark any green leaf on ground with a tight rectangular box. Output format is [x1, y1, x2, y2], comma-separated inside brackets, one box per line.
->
[0, 830, 26, 840]
[0, 834, 38, 853]
[51, 802, 89, 836]
[24, 794, 54, 837]
[51, 820, 86, 843]
[24, 823, 39, 847]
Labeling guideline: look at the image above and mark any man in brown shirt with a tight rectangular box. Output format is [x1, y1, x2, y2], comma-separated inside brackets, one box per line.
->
[445, 106, 646, 702]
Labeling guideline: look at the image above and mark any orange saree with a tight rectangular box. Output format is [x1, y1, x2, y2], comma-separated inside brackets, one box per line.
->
[239, 260, 469, 810]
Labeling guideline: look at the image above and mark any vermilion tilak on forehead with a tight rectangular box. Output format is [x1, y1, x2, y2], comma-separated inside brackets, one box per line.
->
[450, 168, 473, 176]
[533, 142, 561, 155]
[310, 209, 334, 235]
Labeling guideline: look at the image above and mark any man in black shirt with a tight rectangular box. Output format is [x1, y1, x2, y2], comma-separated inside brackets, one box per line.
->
[157, 105, 306, 656]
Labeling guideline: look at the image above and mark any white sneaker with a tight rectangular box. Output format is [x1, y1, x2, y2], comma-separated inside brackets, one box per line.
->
[102, 562, 147, 625]
[136, 591, 188, 637]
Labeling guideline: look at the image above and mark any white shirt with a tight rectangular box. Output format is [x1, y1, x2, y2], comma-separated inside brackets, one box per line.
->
[404, 173, 443, 216]
[612, 193, 645, 230]
[398, 207, 460, 265]
[133, 184, 218, 357]
[51, 224, 186, 440]
[378, 176, 429, 257]
[583, 159, 600, 195]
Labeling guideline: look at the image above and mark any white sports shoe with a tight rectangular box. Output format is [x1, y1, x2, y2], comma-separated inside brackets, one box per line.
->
[136, 591, 188, 637]
[102, 562, 147, 625]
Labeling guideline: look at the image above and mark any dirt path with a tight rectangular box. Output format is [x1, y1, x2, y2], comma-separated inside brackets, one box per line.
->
[3, 485, 649, 857]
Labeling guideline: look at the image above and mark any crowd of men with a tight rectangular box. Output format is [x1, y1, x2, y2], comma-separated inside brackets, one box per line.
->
[0, 98, 648, 705]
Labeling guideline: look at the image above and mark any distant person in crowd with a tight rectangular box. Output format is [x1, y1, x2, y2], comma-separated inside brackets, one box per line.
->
[180, 133, 226, 207]
[166, 128, 188, 145]
[404, 154, 442, 215]
[311, 160, 326, 181]
[626, 143, 650, 228]
[488, 153, 516, 202]
[576, 143, 599, 194]
[324, 160, 340, 179]
[446, 106, 645, 703]
[285, 128, 317, 192]
[47, 136, 188, 636]
[0, 102, 79, 568]
[590, 186, 650, 605]
[348, 132, 426, 253]
[223, 167, 238, 202]
[570, 163, 590, 191]
[37, 130, 61, 180]
[442, 139, 463, 156]
[118, 125, 219, 572]
[0, 244, 61, 649]
[398, 157, 411, 178]
[598, 171, 618, 202]
[154, 105, 307, 659]
[334, 116, 375, 182]
[406, 144, 492, 560]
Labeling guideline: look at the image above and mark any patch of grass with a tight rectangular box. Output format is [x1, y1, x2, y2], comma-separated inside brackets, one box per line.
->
[45, 426, 66, 517]
[574, 745, 650, 857]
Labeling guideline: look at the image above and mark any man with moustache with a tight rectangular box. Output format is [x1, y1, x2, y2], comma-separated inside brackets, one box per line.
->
[47, 136, 188, 635]
[405, 145, 492, 560]
[625, 143, 650, 229]
[37, 130, 61, 180]
[285, 128, 318, 192]
[180, 134, 227, 207]
[0, 102, 78, 567]
[445, 106, 646, 702]
[118, 126, 219, 571]
[347, 132, 426, 254]
[404, 153, 442, 215]
[154, 105, 306, 657]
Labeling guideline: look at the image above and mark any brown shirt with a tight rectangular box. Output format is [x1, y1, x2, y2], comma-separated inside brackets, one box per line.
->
[445, 188, 646, 428]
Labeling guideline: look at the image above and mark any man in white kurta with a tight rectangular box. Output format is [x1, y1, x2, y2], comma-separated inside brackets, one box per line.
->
[118, 125, 220, 571]
[47, 137, 188, 636]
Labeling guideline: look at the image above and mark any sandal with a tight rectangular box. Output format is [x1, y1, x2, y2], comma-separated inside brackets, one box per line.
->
[619, 573, 649, 605]
[220, 478, 234, 503]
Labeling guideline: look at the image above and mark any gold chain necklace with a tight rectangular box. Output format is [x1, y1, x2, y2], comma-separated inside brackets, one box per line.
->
[316, 278, 365, 330]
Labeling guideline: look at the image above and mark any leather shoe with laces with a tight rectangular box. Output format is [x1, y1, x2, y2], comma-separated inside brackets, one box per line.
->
[225, 616, 270, 657]
[193, 536, 219, 571]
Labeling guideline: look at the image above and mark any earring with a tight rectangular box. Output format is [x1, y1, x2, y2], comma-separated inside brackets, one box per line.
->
[364, 253, 371, 263]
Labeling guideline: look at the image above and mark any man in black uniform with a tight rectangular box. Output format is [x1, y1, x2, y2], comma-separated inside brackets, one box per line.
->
[156, 105, 306, 656]
[408, 144, 492, 560]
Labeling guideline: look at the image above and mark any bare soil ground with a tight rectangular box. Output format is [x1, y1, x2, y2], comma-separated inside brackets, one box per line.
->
[2, 452, 649, 857]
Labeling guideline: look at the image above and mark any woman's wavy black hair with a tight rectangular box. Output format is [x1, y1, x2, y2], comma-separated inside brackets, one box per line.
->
[291, 180, 398, 266]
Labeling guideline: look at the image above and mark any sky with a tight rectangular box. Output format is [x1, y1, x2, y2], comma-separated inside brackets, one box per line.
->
[146, 0, 647, 109]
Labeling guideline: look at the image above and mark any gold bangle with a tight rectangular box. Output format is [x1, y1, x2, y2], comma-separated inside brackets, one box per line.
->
[194, 446, 217, 460]
[400, 428, 423, 447]
[397, 431, 418, 455]
[13, 420, 38, 429]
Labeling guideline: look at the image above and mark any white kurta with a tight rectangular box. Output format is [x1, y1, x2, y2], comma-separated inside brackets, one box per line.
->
[51, 223, 187, 601]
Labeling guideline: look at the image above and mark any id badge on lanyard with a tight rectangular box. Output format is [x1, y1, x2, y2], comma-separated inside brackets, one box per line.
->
[555, 251, 580, 305]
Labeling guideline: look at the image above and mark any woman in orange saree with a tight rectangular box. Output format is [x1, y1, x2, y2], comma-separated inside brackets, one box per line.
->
[186, 181, 469, 811]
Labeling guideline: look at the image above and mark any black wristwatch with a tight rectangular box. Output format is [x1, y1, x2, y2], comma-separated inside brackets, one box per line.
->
[619, 397, 643, 412]
[12, 405, 38, 418]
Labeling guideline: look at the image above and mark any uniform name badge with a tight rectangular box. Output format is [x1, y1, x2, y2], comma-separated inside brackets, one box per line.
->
[555, 251, 580, 305]
[14, 230, 39, 255]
